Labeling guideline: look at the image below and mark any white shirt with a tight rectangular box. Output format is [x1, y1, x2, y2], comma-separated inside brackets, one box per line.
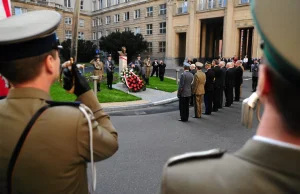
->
[243, 58, 248, 63]
[253, 135, 300, 151]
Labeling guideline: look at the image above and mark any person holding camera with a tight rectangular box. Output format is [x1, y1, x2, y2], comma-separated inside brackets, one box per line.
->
[0, 11, 118, 194]
[90, 55, 104, 91]
[105, 54, 115, 89]
[251, 59, 259, 92]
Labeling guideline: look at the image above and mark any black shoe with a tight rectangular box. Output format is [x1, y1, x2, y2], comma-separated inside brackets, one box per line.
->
[192, 116, 200, 118]
[202, 112, 211, 115]
[178, 119, 187, 122]
[212, 109, 218, 112]
[234, 99, 239, 102]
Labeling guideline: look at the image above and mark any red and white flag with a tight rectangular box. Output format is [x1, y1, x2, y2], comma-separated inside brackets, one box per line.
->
[0, 0, 12, 20]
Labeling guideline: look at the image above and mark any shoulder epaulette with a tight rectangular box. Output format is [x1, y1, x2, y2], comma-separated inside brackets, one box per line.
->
[167, 149, 226, 167]
[46, 100, 81, 107]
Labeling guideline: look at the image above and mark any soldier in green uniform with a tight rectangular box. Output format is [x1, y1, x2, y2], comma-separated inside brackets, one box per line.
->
[160, 1, 300, 193]
[90, 55, 104, 91]
[0, 11, 118, 194]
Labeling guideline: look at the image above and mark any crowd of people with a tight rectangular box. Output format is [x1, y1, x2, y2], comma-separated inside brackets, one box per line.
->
[177, 57, 258, 122]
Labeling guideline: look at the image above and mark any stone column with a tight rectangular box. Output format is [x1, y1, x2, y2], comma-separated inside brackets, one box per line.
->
[186, 0, 196, 59]
[119, 55, 127, 76]
[165, 0, 177, 68]
[223, 0, 234, 58]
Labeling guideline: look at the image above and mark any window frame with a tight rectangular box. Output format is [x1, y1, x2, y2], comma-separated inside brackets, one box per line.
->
[114, 14, 120, 23]
[159, 41, 166, 52]
[146, 7, 153, 17]
[65, 17, 72, 25]
[134, 9, 140, 19]
[146, 24, 153, 35]
[159, 22, 166, 34]
[159, 4, 167, 15]
[65, 30, 72, 40]
[106, 16, 111, 24]
[147, 42, 153, 53]
[79, 19, 85, 27]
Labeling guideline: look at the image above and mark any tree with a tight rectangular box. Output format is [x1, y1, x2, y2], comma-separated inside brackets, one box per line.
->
[99, 31, 148, 62]
[60, 39, 97, 62]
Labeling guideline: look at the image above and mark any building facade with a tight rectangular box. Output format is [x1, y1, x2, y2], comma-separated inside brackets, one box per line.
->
[10, 0, 261, 68]
[91, 0, 167, 60]
[165, 0, 262, 67]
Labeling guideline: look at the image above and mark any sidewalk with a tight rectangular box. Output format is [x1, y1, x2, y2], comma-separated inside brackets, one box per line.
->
[102, 83, 178, 112]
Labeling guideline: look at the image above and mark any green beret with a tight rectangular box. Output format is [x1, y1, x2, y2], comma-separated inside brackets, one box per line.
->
[251, 0, 300, 83]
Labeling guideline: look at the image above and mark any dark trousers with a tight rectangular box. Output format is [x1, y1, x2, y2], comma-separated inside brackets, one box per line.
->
[235, 83, 241, 101]
[190, 95, 194, 106]
[220, 86, 224, 108]
[179, 97, 190, 121]
[151, 67, 158, 77]
[159, 72, 165, 81]
[107, 72, 113, 89]
[252, 76, 258, 91]
[204, 91, 213, 114]
[213, 86, 221, 110]
[225, 86, 233, 106]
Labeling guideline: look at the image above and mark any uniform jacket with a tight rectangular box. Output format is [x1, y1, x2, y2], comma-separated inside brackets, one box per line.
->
[0, 88, 118, 194]
[135, 60, 145, 75]
[152, 61, 159, 68]
[90, 59, 104, 78]
[160, 139, 300, 194]
[221, 67, 227, 87]
[192, 70, 206, 95]
[212, 65, 223, 87]
[204, 69, 215, 92]
[144, 59, 151, 78]
[177, 71, 194, 97]
[105, 60, 115, 73]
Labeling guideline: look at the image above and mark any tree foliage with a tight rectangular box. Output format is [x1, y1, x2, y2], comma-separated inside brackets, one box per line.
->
[60, 39, 97, 62]
[99, 31, 148, 62]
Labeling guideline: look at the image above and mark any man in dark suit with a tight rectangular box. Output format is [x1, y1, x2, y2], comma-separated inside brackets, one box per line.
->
[160, 2, 300, 193]
[219, 61, 227, 108]
[234, 60, 244, 101]
[204, 63, 215, 115]
[158, 60, 166, 81]
[151, 59, 159, 77]
[177, 63, 194, 122]
[225, 62, 235, 107]
[212, 59, 222, 112]
[105, 54, 115, 89]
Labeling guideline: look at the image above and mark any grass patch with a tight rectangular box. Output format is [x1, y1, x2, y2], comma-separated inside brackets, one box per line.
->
[147, 76, 178, 92]
[50, 79, 141, 103]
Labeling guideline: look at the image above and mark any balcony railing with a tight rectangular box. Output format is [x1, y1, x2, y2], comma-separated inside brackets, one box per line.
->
[177, 1, 188, 14]
[198, 0, 226, 11]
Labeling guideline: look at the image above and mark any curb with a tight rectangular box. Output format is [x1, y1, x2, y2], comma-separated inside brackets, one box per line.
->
[103, 97, 178, 112]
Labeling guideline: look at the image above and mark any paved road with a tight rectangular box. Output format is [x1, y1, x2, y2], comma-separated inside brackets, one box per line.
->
[92, 78, 259, 194]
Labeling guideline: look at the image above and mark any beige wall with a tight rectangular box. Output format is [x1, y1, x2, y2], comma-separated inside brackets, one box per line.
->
[91, 0, 167, 60]
[166, 0, 262, 68]
[11, 1, 92, 41]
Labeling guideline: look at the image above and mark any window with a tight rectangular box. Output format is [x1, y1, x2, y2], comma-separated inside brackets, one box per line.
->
[80, 0, 84, 10]
[134, 9, 140, 19]
[124, 27, 130, 32]
[124, 12, 129, 21]
[159, 41, 166, 52]
[159, 22, 166, 34]
[146, 7, 153, 17]
[78, 32, 84, 40]
[65, 30, 72, 39]
[106, 16, 111, 24]
[147, 42, 153, 53]
[65, 17, 72, 25]
[99, 0, 103, 9]
[114, 14, 120, 23]
[98, 31, 102, 39]
[92, 32, 96, 40]
[116, 28, 120, 32]
[134, 27, 140, 35]
[159, 4, 166, 15]
[125, 0, 129, 2]
[64, 0, 71, 7]
[97, 18, 102, 25]
[79, 19, 84, 27]
[146, 24, 153, 35]
[106, 30, 110, 36]
[14, 7, 27, 15]
[92, 19, 97, 27]
[92, 1, 96, 11]
[107, 0, 111, 7]
[116, 0, 120, 4]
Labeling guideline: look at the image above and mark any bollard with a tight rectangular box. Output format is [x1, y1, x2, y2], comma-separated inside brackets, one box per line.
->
[176, 69, 180, 85]
[90, 76, 100, 95]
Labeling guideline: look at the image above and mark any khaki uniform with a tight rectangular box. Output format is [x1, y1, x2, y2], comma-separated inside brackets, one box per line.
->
[90, 59, 104, 83]
[0, 88, 118, 194]
[161, 140, 300, 194]
[144, 59, 151, 79]
[192, 70, 206, 117]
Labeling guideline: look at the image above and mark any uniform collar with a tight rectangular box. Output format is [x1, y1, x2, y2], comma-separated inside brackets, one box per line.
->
[7, 87, 51, 100]
[235, 139, 300, 178]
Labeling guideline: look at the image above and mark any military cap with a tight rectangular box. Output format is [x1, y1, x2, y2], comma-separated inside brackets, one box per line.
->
[137, 54, 141, 57]
[0, 10, 62, 61]
[251, 0, 300, 84]
[108, 54, 112, 57]
[195, 62, 203, 68]
[95, 55, 100, 58]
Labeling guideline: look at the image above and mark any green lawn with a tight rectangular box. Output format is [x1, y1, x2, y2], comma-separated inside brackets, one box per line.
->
[147, 76, 178, 92]
[50, 82, 141, 103]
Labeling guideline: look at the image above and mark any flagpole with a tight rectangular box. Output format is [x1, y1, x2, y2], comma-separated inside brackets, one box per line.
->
[71, 0, 80, 62]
